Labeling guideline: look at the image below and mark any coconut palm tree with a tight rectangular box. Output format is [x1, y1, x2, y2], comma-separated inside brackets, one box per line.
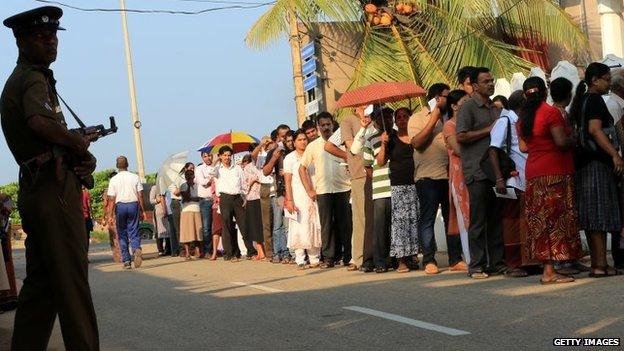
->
[246, 0, 589, 116]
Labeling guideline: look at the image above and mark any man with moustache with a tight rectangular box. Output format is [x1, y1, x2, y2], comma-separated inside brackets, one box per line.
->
[300, 112, 352, 268]
[456, 67, 505, 279]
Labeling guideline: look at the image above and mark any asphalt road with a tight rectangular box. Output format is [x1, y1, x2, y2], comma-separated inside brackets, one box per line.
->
[1, 242, 623, 351]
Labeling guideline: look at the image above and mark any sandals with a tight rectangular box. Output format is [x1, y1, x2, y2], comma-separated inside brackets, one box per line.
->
[589, 266, 623, 277]
[540, 276, 574, 285]
[469, 272, 489, 279]
[555, 267, 580, 276]
[505, 267, 529, 278]
[347, 264, 358, 272]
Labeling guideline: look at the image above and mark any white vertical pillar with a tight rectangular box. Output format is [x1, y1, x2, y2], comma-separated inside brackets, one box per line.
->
[120, 0, 146, 182]
[598, 0, 624, 58]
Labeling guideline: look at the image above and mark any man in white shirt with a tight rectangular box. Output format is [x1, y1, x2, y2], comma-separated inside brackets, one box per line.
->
[489, 91, 535, 277]
[214, 146, 254, 260]
[195, 152, 215, 257]
[300, 112, 352, 268]
[107, 156, 146, 269]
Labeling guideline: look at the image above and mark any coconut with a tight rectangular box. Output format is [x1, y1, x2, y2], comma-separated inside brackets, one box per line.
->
[372, 15, 381, 26]
[365, 3, 377, 14]
[396, 3, 405, 13]
[380, 13, 392, 25]
[403, 4, 413, 15]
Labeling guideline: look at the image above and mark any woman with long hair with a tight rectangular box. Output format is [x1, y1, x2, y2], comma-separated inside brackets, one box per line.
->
[443, 90, 472, 265]
[569, 62, 624, 277]
[518, 76, 582, 284]
[284, 129, 322, 269]
[377, 107, 420, 273]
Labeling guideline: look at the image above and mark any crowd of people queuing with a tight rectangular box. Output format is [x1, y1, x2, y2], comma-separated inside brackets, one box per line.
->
[104, 63, 624, 284]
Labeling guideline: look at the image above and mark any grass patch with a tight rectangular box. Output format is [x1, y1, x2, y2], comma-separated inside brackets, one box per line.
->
[90, 230, 109, 243]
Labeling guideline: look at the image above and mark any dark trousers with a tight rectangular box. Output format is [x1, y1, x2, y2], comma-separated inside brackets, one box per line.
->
[260, 184, 273, 258]
[13, 170, 99, 350]
[416, 178, 463, 266]
[467, 179, 505, 273]
[219, 194, 255, 258]
[170, 199, 182, 256]
[373, 197, 391, 268]
[317, 191, 352, 263]
[156, 238, 170, 254]
[612, 233, 624, 268]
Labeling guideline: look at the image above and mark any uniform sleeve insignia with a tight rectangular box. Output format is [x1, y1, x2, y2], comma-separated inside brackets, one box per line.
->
[44, 101, 53, 111]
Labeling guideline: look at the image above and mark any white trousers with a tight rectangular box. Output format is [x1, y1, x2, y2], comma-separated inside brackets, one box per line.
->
[294, 248, 320, 265]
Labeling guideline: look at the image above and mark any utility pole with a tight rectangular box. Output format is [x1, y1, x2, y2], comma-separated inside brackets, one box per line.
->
[288, 7, 307, 126]
[120, 0, 146, 182]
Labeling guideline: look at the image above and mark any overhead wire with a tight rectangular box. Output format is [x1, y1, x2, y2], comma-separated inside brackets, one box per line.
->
[34, 0, 276, 14]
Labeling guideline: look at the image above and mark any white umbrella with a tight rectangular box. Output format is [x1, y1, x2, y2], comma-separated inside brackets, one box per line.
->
[601, 54, 624, 70]
[156, 151, 188, 194]
[529, 67, 547, 83]
[549, 60, 581, 105]
[510, 72, 526, 92]
[493, 78, 512, 98]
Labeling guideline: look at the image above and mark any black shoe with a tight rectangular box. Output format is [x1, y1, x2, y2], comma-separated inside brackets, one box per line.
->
[407, 260, 420, 271]
[320, 262, 335, 269]
[360, 265, 374, 273]
[123, 262, 132, 270]
[488, 264, 507, 276]
[375, 267, 388, 273]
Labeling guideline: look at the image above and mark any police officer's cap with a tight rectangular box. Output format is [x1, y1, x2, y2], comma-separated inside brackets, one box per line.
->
[3, 6, 65, 37]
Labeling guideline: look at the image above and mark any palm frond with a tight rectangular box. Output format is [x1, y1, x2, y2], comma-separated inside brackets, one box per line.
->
[246, 0, 362, 49]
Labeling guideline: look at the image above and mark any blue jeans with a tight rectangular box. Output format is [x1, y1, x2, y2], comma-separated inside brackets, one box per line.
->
[271, 196, 289, 259]
[115, 202, 141, 263]
[199, 199, 214, 254]
[416, 179, 463, 266]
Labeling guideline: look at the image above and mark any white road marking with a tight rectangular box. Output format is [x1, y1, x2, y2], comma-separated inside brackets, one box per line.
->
[343, 306, 470, 336]
[231, 281, 284, 293]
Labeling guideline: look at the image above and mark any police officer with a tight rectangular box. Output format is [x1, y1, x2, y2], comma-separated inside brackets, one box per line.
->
[1, 7, 99, 350]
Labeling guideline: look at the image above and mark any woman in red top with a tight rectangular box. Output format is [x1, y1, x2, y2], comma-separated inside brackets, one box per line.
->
[518, 77, 582, 284]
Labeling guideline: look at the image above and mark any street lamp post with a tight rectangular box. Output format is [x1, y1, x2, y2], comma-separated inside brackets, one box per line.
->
[119, 0, 146, 182]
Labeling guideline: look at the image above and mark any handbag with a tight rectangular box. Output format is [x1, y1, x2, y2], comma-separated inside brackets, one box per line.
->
[578, 96, 620, 153]
[480, 116, 516, 183]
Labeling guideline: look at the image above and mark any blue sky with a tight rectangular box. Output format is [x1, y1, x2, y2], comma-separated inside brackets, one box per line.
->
[0, 0, 295, 184]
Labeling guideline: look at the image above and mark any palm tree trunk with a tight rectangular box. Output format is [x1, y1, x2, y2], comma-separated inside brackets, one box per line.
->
[288, 7, 307, 126]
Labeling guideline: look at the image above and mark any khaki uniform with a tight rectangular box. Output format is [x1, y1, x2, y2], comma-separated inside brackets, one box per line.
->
[0, 59, 99, 350]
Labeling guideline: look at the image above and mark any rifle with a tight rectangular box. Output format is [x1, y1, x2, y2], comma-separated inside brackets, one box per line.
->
[59, 116, 118, 189]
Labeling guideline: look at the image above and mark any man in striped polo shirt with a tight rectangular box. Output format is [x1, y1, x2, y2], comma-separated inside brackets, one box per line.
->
[353, 107, 395, 273]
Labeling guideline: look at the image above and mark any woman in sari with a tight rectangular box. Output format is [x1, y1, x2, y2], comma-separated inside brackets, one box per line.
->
[443, 90, 471, 264]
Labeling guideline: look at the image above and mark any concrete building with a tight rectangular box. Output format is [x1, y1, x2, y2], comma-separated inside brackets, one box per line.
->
[560, 0, 624, 59]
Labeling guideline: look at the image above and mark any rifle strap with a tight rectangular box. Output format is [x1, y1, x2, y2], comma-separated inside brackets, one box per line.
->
[56, 92, 86, 129]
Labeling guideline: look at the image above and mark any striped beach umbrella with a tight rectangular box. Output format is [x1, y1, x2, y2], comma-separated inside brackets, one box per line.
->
[197, 131, 260, 154]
